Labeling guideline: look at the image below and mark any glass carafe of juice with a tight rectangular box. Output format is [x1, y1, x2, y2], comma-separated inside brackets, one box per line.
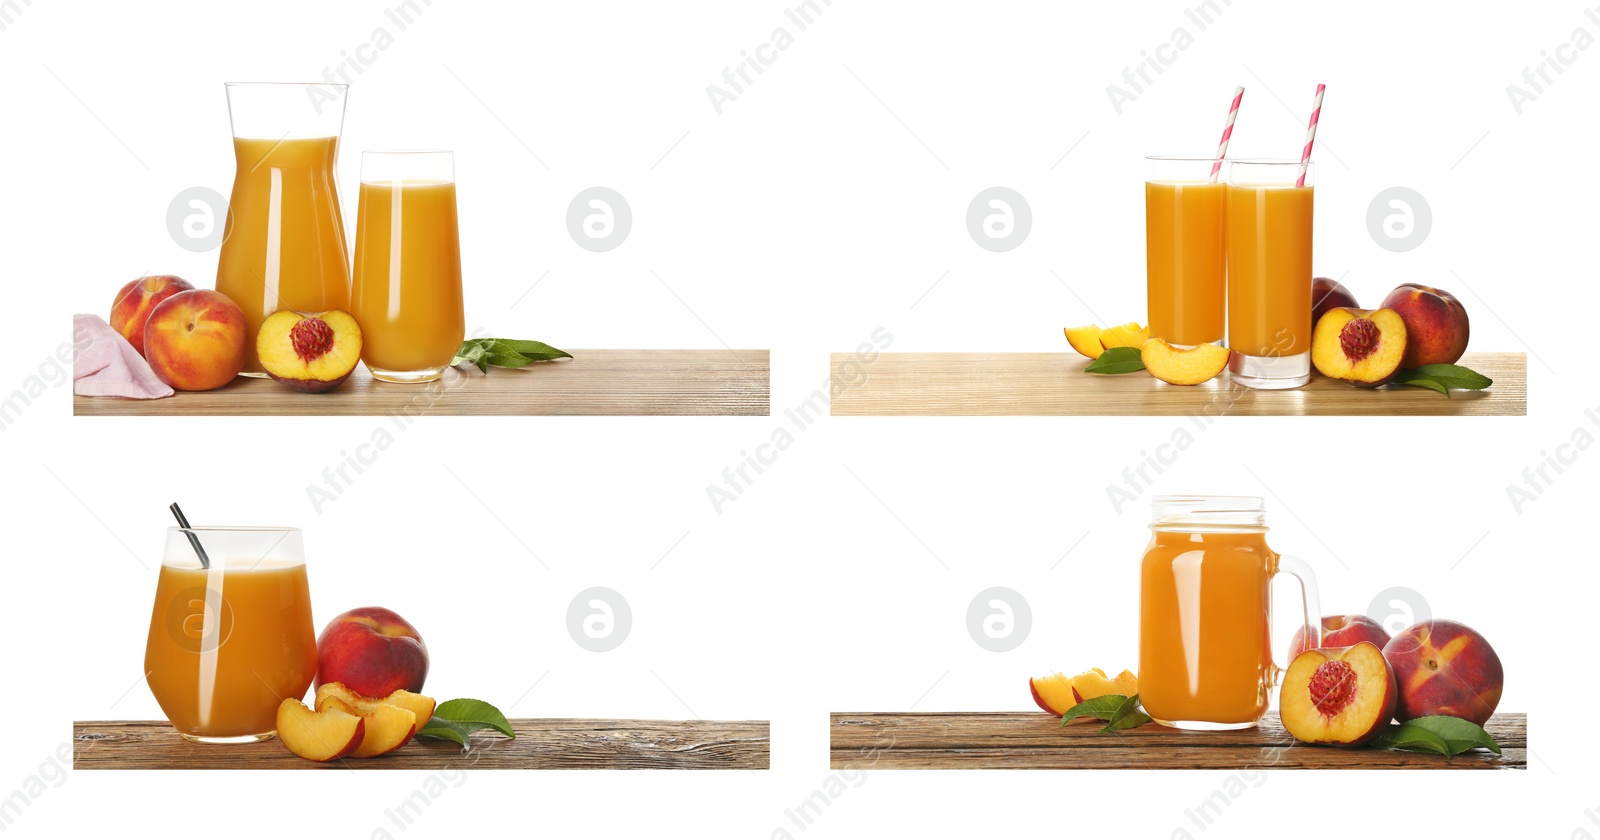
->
[216, 83, 351, 376]
[1138, 496, 1319, 730]
[144, 527, 317, 742]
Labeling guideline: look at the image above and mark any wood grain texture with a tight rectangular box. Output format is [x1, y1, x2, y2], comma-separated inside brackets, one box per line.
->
[74, 718, 769, 770]
[74, 350, 769, 416]
[829, 351, 1524, 416]
[830, 712, 1525, 770]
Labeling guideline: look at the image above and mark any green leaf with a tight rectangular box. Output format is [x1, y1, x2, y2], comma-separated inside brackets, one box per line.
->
[1085, 347, 1145, 375]
[1401, 715, 1501, 755]
[486, 338, 571, 361]
[414, 723, 471, 749]
[1392, 376, 1451, 396]
[1102, 694, 1152, 732]
[1391, 364, 1492, 396]
[1060, 693, 1152, 733]
[413, 698, 515, 751]
[484, 352, 537, 369]
[450, 342, 491, 374]
[1059, 694, 1130, 726]
[1371, 721, 1452, 756]
[1404, 364, 1492, 390]
[452, 338, 571, 373]
[1099, 708, 1152, 733]
[1100, 711, 1152, 733]
[433, 698, 514, 737]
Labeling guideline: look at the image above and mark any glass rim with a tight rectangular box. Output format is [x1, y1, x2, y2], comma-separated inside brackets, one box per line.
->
[1227, 157, 1314, 166]
[1150, 494, 1264, 511]
[362, 149, 454, 156]
[166, 525, 300, 534]
[224, 81, 348, 90]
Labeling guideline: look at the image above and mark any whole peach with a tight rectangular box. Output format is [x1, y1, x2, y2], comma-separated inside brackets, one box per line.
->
[1311, 277, 1359, 333]
[1382, 619, 1503, 725]
[1290, 614, 1392, 660]
[316, 607, 429, 698]
[143, 290, 246, 390]
[110, 275, 193, 356]
[1379, 283, 1470, 367]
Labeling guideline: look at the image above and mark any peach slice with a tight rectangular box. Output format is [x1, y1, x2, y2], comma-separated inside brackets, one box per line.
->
[1070, 668, 1138, 704]
[1280, 642, 1396, 747]
[1028, 672, 1077, 716]
[1140, 338, 1230, 385]
[1098, 322, 1148, 351]
[1310, 308, 1408, 386]
[350, 703, 417, 758]
[276, 698, 365, 762]
[1063, 325, 1106, 360]
[316, 682, 437, 735]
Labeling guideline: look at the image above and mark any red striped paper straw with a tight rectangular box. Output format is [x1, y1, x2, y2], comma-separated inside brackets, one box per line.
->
[1295, 83, 1325, 188]
[1208, 86, 1244, 183]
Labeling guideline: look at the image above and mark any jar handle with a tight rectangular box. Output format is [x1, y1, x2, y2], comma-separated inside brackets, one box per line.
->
[1270, 554, 1320, 688]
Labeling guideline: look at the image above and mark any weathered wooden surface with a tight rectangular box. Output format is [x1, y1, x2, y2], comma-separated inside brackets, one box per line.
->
[75, 350, 769, 416]
[75, 718, 770, 770]
[830, 712, 1525, 769]
[829, 352, 1524, 416]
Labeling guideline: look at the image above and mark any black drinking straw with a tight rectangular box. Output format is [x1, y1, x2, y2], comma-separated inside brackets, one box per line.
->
[169, 503, 210, 569]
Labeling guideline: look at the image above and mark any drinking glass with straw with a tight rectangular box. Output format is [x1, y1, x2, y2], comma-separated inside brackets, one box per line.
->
[144, 508, 317, 743]
[1223, 83, 1324, 390]
[1143, 85, 1244, 347]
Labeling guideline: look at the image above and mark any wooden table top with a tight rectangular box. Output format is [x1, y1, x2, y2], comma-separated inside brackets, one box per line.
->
[74, 349, 769, 417]
[74, 718, 770, 770]
[830, 712, 1525, 770]
[829, 351, 1524, 416]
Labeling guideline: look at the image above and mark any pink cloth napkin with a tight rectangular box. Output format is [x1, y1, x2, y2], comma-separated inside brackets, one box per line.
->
[73, 314, 173, 399]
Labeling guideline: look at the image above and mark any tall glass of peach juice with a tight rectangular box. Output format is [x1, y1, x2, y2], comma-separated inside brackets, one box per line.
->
[351, 150, 465, 383]
[1138, 496, 1320, 730]
[144, 527, 317, 743]
[1225, 159, 1315, 389]
[215, 83, 353, 376]
[1145, 157, 1226, 347]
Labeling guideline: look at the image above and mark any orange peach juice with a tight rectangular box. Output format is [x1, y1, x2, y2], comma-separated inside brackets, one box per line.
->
[216, 136, 351, 374]
[1226, 183, 1313, 357]
[144, 560, 316, 740]
[350, 180, 465, 377]
[1139, 529, 1274, 727]
[1145, 180, 1226, 346]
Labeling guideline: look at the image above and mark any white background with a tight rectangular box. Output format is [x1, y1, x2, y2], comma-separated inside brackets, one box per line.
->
[2, 0, 1596, 837]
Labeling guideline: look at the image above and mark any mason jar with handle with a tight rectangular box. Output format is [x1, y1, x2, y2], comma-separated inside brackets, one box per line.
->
[1137, 495, 1320, 730]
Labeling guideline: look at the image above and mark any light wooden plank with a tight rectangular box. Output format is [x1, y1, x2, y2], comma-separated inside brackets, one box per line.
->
[74, 349, 769, 416]
[830, 351, 1524, 416]
[830, 712, 1524, 770]
[74, 718, 770, 770]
